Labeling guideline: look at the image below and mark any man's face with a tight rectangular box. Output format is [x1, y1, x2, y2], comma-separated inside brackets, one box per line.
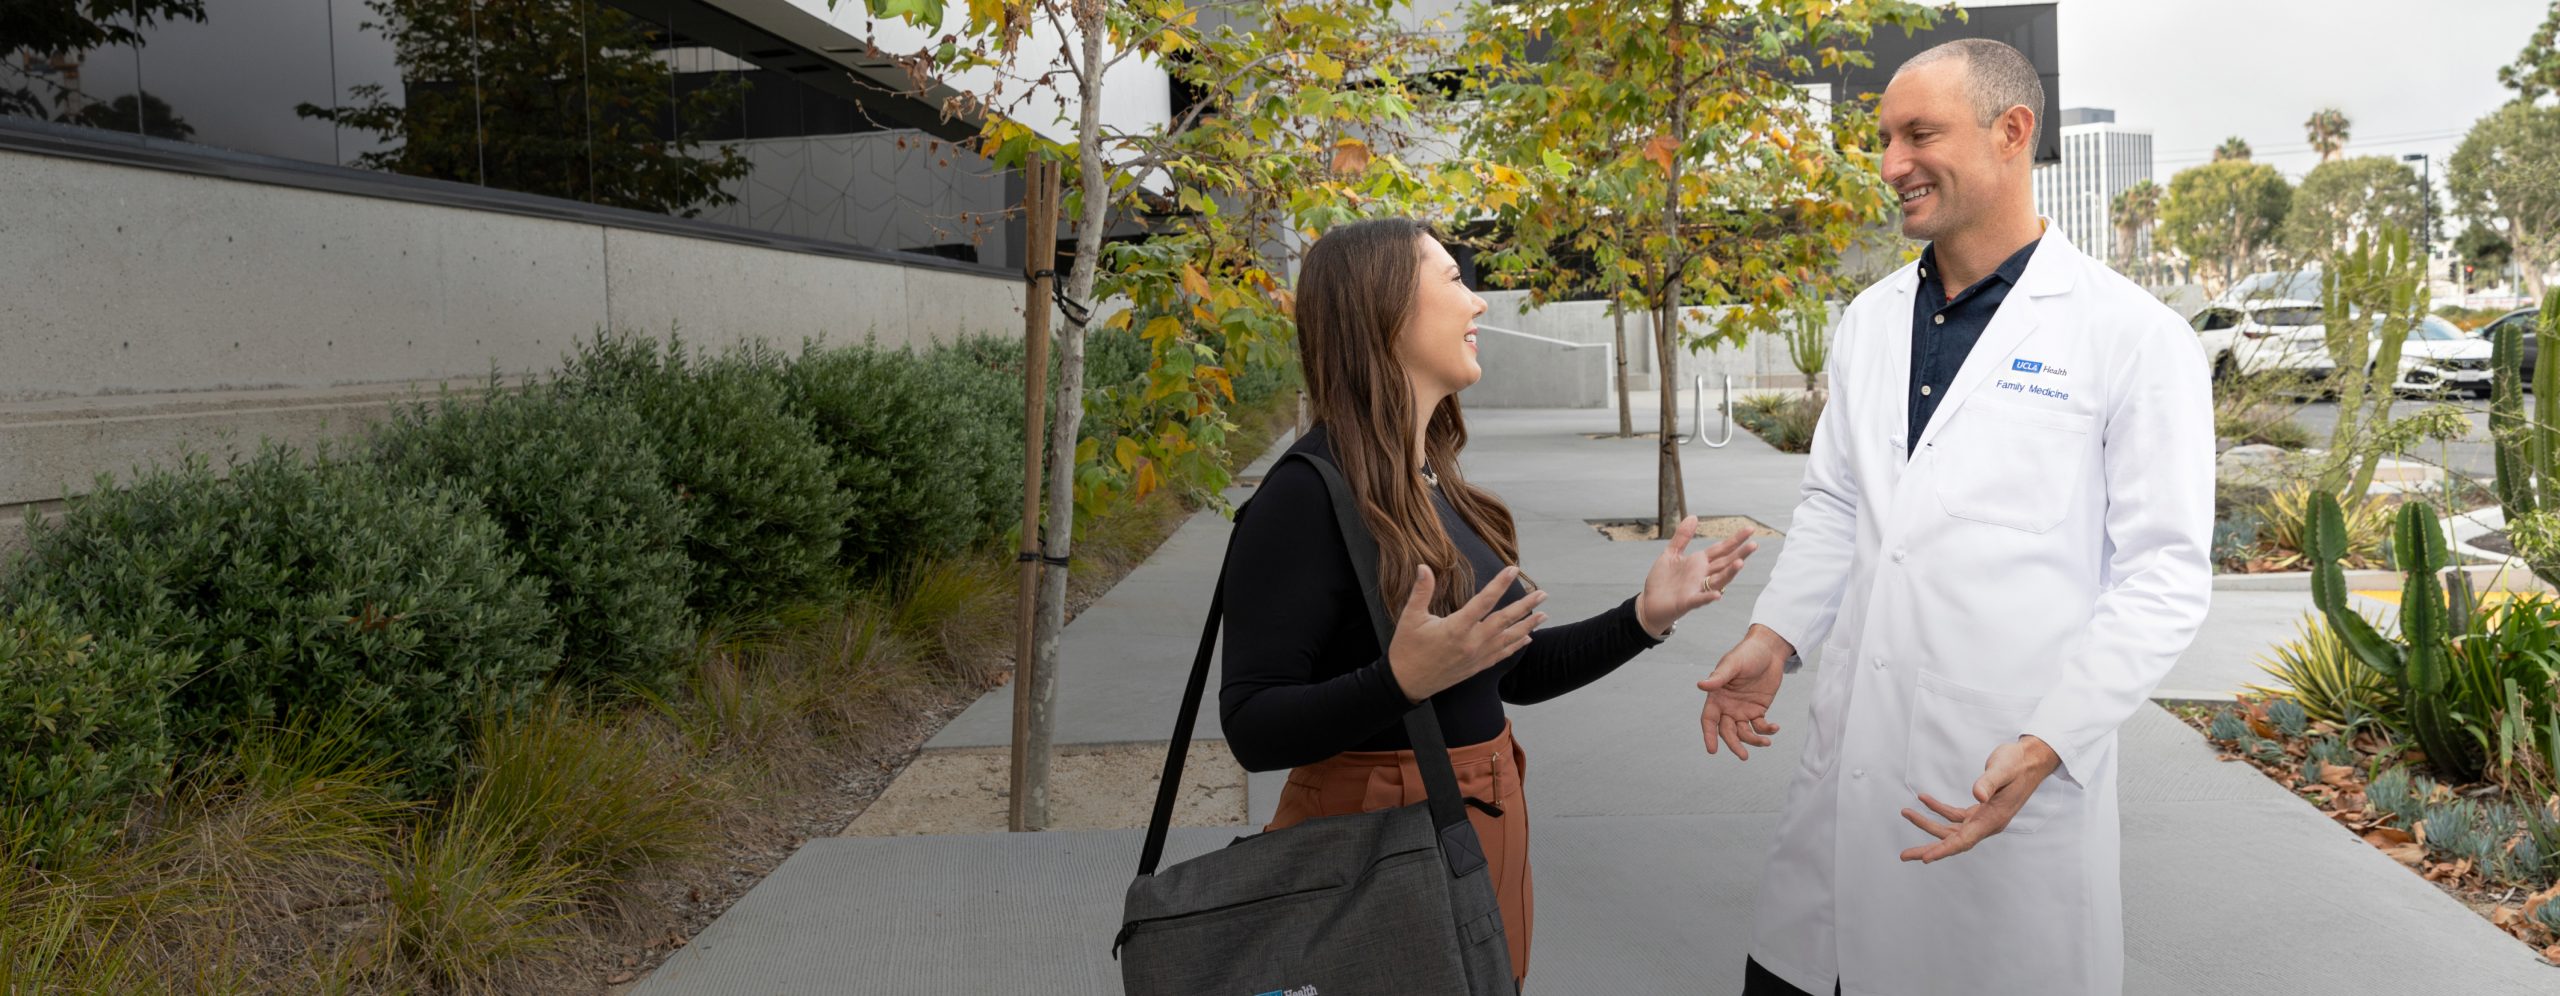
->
[1878, 60, 2011, 242]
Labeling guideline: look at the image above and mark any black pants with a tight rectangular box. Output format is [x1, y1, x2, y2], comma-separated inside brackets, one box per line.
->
[1743, 957, 1841, 996]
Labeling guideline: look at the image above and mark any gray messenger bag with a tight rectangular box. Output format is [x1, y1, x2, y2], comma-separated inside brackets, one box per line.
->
[1113, 450, 1516, 995]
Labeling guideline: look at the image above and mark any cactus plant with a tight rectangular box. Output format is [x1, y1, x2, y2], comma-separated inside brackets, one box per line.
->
[2306, 491, 2484, 783]
[2317, 228, 2422, 499]
[2489, 287, 2560, 590]
[2208, 711, 2250, 744]
[2310, 736, 2356, 768]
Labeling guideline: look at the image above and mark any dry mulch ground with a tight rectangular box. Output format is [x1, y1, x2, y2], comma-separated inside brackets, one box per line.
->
[2175, 703, 2560, 967]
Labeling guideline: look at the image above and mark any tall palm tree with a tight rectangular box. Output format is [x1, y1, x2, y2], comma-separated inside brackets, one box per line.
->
[2213, 136, 2253, 162]
[2111, 179, 2163, 281]
[2304, 108, 2351, 162]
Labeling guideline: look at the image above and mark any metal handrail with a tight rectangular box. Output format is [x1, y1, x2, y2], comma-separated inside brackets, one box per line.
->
[1676, 375, 1735, 447]
[1469, 324, 1614, 397]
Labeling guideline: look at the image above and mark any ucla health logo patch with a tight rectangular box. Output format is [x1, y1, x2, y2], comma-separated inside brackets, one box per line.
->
[2011, 359, 2043, 374]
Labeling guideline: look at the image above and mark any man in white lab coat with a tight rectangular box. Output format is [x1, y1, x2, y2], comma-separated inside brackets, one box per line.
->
[1696, 39, 2215, 996]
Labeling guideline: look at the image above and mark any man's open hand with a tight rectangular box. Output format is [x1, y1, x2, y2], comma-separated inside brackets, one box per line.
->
[1898, 736, 2063, 863]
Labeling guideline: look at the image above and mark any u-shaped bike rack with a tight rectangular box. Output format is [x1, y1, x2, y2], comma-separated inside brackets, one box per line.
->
[1679, 374, 1735, 448]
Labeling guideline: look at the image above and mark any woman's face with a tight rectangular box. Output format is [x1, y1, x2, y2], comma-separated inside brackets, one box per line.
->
[1394, 236, 1489, 399]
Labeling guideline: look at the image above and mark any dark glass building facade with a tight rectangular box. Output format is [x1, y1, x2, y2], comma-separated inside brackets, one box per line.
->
[2, 0, 1015, 265]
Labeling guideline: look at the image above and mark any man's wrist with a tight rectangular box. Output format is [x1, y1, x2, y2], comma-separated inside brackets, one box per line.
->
[2017, 734, 2063, 774]
[1745, 623, 1796, 659]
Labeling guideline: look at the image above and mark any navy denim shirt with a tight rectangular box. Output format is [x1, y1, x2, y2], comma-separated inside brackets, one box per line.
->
[1908, 238, 2041, 455]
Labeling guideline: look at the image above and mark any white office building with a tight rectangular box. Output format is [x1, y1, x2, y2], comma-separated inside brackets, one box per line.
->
[2033, 108, 2155, 268]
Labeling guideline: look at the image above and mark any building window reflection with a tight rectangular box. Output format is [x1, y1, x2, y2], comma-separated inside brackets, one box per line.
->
[3, 0, 1009, 262]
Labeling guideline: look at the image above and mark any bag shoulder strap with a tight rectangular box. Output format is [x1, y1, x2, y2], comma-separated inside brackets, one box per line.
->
[1136, 448, 1475, 876]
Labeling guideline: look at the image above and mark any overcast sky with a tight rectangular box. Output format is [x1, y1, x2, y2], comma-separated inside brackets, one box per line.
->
[2002, 0, 2549, 185]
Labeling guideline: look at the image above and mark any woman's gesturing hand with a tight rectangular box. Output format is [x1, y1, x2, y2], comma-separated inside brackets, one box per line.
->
[1386, 565, 1546, 703]
[1634, 517, 1758, 639]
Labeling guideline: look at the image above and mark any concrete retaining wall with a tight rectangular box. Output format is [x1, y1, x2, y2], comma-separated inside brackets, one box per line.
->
[0, 148, 1026, 512]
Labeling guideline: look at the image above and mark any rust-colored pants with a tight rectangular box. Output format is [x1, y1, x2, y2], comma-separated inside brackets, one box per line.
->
[1264, 722, 1534, 986]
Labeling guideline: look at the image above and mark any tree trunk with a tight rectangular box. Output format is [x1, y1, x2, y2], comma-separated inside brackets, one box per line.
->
[1654, 0, 1689, 534]
[1018, 2, 1113, 833]
[1613, 296, 1633, 437]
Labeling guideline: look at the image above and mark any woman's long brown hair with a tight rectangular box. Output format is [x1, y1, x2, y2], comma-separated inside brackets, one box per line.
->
[1294, 218, 1522, 616]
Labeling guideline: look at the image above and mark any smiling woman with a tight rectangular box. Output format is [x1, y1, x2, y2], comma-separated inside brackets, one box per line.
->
[1201, 217, 1758, 986]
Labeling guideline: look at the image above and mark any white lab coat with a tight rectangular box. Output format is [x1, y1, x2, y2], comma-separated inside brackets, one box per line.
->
[1742, 226, 2214, 996]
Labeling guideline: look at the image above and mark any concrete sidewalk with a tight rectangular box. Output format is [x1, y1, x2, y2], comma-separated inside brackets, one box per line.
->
[635, 407, 2553, 994]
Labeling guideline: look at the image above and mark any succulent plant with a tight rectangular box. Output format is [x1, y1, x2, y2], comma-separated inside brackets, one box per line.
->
[2210, 711, 2251, 744]
[2310, 737, 2357, 768]
[2368, 765, 2419, 824]
[2268, 699, 2311, 738]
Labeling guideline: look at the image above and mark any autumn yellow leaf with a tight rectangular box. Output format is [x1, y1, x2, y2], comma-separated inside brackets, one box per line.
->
[1113, 436, 1140, 471]
[1179, 264, 1212, 299]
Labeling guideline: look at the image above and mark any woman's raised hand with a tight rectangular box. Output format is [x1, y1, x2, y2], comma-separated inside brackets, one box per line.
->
[1634, 517, 1757, 639]
[1386, 565, 1546, 704]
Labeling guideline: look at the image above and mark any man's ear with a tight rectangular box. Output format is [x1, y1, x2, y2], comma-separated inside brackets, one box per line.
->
[2001, 104, 2038, 162]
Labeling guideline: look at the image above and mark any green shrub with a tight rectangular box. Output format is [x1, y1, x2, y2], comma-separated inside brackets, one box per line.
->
[374, 386, 696, 697]
[776, 342, 1021, 577]
[555, 333, 851, 615]
[10, 448, 558, 796]
[0, 600, 189, 865]
[1733, 393, 1822, 453]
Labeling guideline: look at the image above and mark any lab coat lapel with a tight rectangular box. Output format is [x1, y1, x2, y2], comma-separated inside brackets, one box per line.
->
[1909, 229, 2078, 454]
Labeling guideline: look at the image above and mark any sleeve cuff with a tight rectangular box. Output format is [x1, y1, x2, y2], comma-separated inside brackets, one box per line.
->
[1618, 596, 1667, 647]
[1359, 655, 1417, 710]
[2020, 727, 2087, 789]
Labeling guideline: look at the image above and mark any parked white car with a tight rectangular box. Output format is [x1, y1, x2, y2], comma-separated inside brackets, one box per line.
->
[2381, 315, 2494, 397]
[2190, 299, 2333, 383]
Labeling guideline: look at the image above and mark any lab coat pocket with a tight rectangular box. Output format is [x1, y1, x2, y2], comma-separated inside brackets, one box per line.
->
[1902, 670, 2054, 835]
[1931, 399, 2095, 533]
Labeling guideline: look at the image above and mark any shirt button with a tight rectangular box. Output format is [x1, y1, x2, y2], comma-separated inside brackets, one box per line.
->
[1853, 768, 1867, 779]
[1892, 548, 1907, 563]
[1919, 385, 1932, 396]
[1933, 314, 1945, 325]
[1873, 657, 1887, 670]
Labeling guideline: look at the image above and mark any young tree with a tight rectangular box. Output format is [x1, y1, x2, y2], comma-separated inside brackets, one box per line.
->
[2450, 99, 2560, 296]
[297, 0, 748, 215]
[2214, 135, 2254, 162]
[862, 0, 1498, 828]
[2283, 155, 2423, 261]
[2161, 159, 2291, 295]
[1464, 0, 1937, 531]
[2304, 107, 2351, 163]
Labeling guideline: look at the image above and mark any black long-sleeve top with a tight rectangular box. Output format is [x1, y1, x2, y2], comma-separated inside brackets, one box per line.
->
[1217, 428, 1665, 772]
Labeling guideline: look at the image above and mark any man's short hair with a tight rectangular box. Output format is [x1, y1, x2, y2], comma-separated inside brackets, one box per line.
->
[1895, 39, 2044, 146]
